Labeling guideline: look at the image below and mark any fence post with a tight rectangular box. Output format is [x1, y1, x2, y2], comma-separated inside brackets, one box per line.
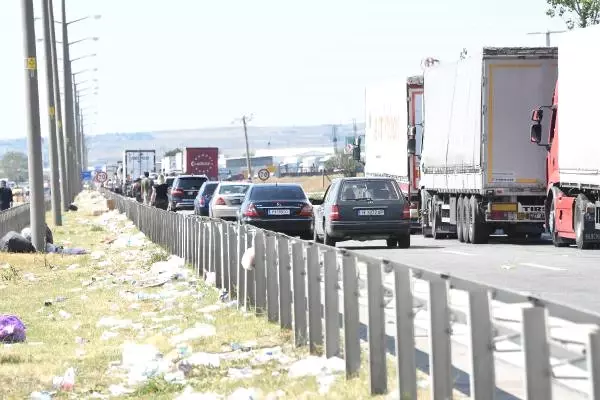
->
[306, 243, 322, 355]
[428, 278, 453, 400]
[292, 240, 307, 347]
[266, 234, 279, 323]
[393, 266, 417, 400]
[214, 221, 222, 287]
[220, 221, 228, 290]
[367, 260, 388, 395]
[228, 224, 237, 297]
[342, 251, 360, 378]
[203, 221, 210, 276]
[323, 249, 340, 358]
[587, 328, 600, 400]
[245, 228, 255, 308]
[277, 236, 292, 330]
[237, 225, 246, 308]
[522, 305, 552, 400]
[468, 289, 495, 400]
[253, 230, 267, 315]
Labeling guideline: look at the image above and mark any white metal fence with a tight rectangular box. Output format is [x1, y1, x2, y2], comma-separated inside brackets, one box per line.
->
[101, 189, 600, 400]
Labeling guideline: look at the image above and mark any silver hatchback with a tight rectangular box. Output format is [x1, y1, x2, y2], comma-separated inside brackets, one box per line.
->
[209, 182, 251, 220]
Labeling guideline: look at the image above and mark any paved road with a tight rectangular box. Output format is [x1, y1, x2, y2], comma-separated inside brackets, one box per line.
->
[338, 233, 600, 313]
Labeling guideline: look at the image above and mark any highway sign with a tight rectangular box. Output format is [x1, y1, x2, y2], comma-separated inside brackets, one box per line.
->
[257, 168, 270, 181]
[80, 171, 92, 180]
[95, 171, 108, 183]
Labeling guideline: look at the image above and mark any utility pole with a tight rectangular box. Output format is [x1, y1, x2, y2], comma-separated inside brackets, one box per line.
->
[41, 0, 61, 226]
[21, 0, 46, 250]
[73, 87, 82, 178]
[527, 30, 567, 46]
[61, 0, 77, 201]
[48, 0, 68, 212]
[242, 115, 252, 181]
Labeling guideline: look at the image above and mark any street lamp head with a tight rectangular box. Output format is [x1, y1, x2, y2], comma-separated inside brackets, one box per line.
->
[93, 15, 102, 20]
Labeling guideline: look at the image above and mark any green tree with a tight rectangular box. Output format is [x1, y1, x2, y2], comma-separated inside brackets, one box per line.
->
[547, 0, 600, 28]
[324, 153, 361, 177]
[0, 152, 28, 182]
[164, 148, 182, 157]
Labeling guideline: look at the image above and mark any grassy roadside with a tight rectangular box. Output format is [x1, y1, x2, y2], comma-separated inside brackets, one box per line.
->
[0, 191, 457, 399]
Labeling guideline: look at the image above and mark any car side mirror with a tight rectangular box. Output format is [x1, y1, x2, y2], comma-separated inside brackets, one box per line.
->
[530, 124, 542, 144]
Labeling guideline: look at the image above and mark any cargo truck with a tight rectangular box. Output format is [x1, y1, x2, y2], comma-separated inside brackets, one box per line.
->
[529, 25, 600, 249]
[182, 147, 219, 180]
[416, 47, 557, 243]
[364, 77, 423, 232]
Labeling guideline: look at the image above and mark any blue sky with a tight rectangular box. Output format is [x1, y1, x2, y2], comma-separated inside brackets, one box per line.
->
[0, 0, 567, 140]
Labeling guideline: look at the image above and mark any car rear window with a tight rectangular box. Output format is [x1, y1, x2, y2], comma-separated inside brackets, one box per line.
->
[177, 178, 207, 190]
[250, 185, 306, 201]
[202, 183, 219, 195]
[218, 184, 249, 195]
[339, 180, 400, 201]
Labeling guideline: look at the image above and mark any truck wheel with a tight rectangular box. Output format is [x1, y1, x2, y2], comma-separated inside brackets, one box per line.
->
[469, 196, 488, 244]
[457, 196, 465, 243]
[550, 198, 569, 247]
[421, 193, 433, 238]
[463, 197, 471, 243]
[432, 196, 442, 240]
[575, 194, 592, 250]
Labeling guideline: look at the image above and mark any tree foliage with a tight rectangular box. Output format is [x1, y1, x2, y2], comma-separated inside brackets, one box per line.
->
[0, 152, 28, 182]
[164, 148, 182, 157]
[547, 0, 600, 28]
[324, 153, 361, 177]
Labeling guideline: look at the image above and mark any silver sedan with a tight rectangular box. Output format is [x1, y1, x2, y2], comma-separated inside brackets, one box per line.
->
[209, 182, 251, 220]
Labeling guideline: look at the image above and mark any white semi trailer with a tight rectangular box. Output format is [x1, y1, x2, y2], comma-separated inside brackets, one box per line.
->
[418, 47, 558, 243]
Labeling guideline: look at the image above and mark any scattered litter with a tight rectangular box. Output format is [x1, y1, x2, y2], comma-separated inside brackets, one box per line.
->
[287, 356, 345, 394]
[22, 273, 37, 281]
[170, 323, 216, 344]
[205, 272, 216, 286]
[241, 247, 255, 271]
[0, 314, 26, 343]
[58, 310, 72, 319]
[100, 331, 119, 340]
[228, 387, 262, 400]
[187, 352, 220, 368]
[90, 251, 104, 260]
[96, 316, 132, 329]
[29, 391, 54, 400]
[175, 386, 222, 400]
[228, 367, 262, 380]
[164, 370, 186, 383]
[108, 384, 134, 396]
[52, 367, 75, 391]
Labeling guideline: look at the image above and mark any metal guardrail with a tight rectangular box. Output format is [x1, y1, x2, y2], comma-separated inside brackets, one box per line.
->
[100, 188, 600, 400]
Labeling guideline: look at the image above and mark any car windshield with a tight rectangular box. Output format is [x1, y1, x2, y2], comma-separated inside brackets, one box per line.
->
[340, 180, 400, 201]
[218, 184, 249, 195]
[202, 183, 219, 195]
[250, 185, 306, 201]
[177, 178, 207, 190]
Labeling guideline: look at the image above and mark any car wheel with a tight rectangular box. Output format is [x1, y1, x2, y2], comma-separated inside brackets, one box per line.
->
[313, 227, 322, 243]
[386, 239, 398, 248]
[397, 234, 410, 249]
[324, 229, 336, 247]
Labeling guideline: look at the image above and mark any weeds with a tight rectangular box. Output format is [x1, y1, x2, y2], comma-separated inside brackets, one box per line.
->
[1, 264, 20, 281]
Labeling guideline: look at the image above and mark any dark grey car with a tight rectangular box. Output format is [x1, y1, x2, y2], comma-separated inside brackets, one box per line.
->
[313, 177, 411, 248]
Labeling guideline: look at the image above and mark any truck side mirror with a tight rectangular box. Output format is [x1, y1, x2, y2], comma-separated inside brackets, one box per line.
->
[407, 137, 416, 155]
[530, 124, 542, 144]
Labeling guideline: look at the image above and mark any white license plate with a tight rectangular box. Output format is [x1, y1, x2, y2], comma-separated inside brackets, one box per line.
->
[186, 191, 195, 195]
[358, 209, 384, 216]
[268, 209, 290, 216]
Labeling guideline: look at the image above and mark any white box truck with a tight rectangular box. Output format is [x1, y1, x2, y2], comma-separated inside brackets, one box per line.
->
[418, 47, 558, 243]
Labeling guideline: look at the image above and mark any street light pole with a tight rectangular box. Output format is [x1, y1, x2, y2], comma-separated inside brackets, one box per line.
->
[47, 0, 69, 212]
[41, 0, 61, 226]
[241, 115, 252, 181]
[21, 0, 46, 251]
[61, 0, 78, 199]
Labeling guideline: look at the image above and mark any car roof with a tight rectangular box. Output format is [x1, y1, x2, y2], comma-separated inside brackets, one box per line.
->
[219, 181, 250, 185]
[337, 176, 396, 182]
[250, 183, 303, 188]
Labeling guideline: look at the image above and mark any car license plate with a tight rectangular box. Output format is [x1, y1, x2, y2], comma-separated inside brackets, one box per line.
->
[186, 191, 195, 195]
[268, 209, 290, 216]
[230, 199, 241, 205]
[358, 209, 384, 216]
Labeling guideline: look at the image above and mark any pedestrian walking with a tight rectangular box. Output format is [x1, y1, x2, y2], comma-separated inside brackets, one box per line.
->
[141, 171, 154, 205]
[0, 180, 14, 211]
[150, 174, 169, 210]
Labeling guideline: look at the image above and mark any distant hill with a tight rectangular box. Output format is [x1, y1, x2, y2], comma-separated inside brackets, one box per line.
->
[0, 123, 365, 167]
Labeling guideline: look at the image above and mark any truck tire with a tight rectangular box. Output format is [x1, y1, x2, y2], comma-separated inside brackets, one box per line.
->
[463, 196, 471, 243]
[457, 196, 465, 242]
[549, 198, 569, 247]
[469, 196, 488, 244]
[421, 195, 433, 238]
[575, 194, 592, 250]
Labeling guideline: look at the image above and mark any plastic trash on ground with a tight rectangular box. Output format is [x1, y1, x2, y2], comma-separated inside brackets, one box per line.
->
[0, 314, 26, 343]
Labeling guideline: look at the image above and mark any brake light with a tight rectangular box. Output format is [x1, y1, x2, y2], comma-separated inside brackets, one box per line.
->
[243, 203, 259, 217]
[403, 202, 411, 219]
[215, 197, 226, 206]
[172, 189, 184, 196]
[299, 203, 313, 216]
[330, 205, 340, 221]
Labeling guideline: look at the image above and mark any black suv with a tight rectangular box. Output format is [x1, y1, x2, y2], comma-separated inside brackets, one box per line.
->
[313, 177, 411, 248]
[167, 175, 208, 211]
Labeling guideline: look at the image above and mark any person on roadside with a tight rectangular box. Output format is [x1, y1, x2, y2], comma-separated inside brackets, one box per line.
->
[132, 178, 142, 202]
[141, 171, 154, 205]
[150, 174, 169, 210]
[0, 180, 14, 211]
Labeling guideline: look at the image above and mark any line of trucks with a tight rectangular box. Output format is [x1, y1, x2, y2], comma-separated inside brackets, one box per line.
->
[365, 23, 600, 249]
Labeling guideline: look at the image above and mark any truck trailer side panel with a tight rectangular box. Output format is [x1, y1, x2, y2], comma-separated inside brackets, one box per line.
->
[364, 80, 409, 185]
[557, 24, 600, 188]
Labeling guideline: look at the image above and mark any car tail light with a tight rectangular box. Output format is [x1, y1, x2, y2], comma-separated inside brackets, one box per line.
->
[172, 189, 184, 196]
[330, 205, 340, 221]
[403, 202, 411, 219]
[299, 203, 312, 216]
[243, 203, 259, 217]
[215, 197, 226, 206]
